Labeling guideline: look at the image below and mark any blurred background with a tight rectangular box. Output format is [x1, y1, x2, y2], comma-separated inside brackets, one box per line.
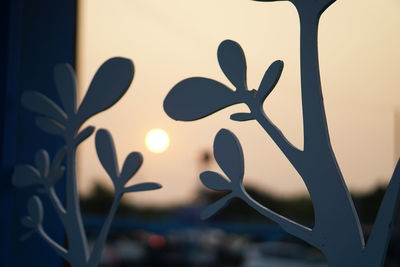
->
[74, 0, 400, 266]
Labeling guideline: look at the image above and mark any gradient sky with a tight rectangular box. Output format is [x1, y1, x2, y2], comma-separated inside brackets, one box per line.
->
[76, 0, 400, 207]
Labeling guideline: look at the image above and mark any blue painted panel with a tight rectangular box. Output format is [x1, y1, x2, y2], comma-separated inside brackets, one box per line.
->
[0, 0, 76, 266]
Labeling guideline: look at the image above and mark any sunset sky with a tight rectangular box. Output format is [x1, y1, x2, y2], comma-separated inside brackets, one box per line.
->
[76, 0, 400, 207]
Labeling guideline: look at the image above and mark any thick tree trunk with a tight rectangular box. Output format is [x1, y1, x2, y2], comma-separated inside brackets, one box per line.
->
[293, 0, 365, 261]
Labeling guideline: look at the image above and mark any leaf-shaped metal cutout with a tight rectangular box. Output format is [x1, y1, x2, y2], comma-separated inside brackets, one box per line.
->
[95, 129, 119, 182]
[230, 113, 255, 122]
[52, 147, 67, 169]
[123, 182, 162, 193]
[164, 77, 240, 121]
[27, 196, 43, 225]
[48, 147, 67, 185]
[21, 217, 35, 228]
[77, 57, 134, 125]
[12, 165, 41, 187]
[35, 117, 66, 137]
[35, 150, 50, 177]
[54, 64, 77, 115]
[75, 126, 95, 146]
[120, 152, 143, 185]
[200, 171, 231, 191]
[214, 129, 244, 182]
[201, 196, 232, 220]
[257, 60, 283, 103]
[22, 91, 67, 124]
[218, 40, 248, 91]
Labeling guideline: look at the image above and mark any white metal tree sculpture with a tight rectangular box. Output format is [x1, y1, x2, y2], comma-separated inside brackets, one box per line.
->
[13, 58, 162, 267]
[164, 1, 400, 266]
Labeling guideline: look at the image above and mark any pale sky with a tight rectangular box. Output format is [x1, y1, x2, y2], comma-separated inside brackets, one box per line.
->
[76, 0, 400, 207]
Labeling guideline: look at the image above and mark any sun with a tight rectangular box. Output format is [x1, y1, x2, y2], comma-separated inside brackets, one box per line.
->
[145, 129, 170, 153]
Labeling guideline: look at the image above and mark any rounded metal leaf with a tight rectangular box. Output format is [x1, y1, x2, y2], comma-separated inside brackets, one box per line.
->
[164, 77, 240, 121]
[124, 182, 162, 193]
[35, 150, 50, 177]
[12, 165, 41, 187]
[213, 129, 245, 182]
[120, 152, 143, 185]
[200, 171, 231, 191]
[75, 126, 95, 146]
[77, 57, 134, 125]
[257, 60, 283, 102]
[218, 40, 248, 90]
[230, 113, 255, 122]
[54, 63, 77, 115]
[21, 217, 35, 228]
[95, 129, 119, 181]
[35, 117, 66, 137]
[52, 146, 67, 168]
[21, 91, 67, 124]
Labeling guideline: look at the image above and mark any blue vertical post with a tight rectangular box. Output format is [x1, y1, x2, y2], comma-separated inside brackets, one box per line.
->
[0, 0, 76, 266]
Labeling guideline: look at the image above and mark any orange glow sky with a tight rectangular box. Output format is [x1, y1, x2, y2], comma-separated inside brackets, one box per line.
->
[76, 0, 400, 207]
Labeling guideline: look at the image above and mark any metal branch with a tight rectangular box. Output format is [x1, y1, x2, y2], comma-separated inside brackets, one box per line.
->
[37, 225, 69, 261]
[237, 189, 318, 247]
[249, 1, 366, 259]
[87, 193, 122, 267]
[246, 99, 303, 168]
[46, 186, 67, 223]
[64, 135, 90, 264]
